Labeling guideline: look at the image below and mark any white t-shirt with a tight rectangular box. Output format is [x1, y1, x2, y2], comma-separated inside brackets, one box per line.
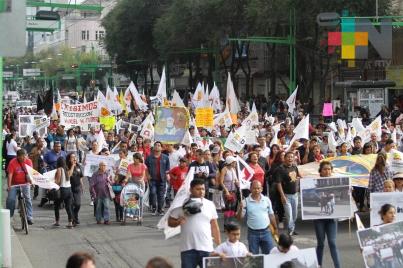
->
[6, 139, 18, 156]
[214, 240, 249, 257]
[170, 198, 218, 252]
[270, 245, 299, 255]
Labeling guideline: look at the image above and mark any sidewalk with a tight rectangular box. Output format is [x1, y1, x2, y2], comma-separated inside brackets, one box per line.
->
[9, 223, 33, 268]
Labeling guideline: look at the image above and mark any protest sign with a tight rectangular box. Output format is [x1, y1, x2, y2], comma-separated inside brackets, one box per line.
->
[322, 103, 333, 116]
[370, 192, 403, 226]
[117, 158, 132, 176]
[264, 248, 318, 268]
[202, 255, 264, 268]
[83, 154, 116, 177]
[60, 101, 99, 132]
[300, 177, 353, 220]
[154, 106, 190, 144]
[99, 116, 116, 131]
[195, 107, 214, 128]
[19, 115, 49, 137]
[26, 165, 58, 190]
[245, 130, 257, 145]
[224, 126, 246, 153]
[388, 150, 403, 173]
[357, 221, 403, 268]
[298, 154, 377, 188]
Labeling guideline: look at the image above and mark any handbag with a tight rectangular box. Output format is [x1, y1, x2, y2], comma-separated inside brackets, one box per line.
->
[108, 183, 115, 199]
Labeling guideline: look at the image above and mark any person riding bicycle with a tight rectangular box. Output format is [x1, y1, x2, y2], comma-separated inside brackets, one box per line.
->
[6, 149, 34, 225]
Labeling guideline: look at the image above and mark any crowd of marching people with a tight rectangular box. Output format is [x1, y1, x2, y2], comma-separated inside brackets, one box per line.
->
[5, 88, 403, 268]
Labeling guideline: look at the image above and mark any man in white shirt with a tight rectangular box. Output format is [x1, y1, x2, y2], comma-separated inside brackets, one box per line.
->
[168, 178, 221, 268]
[257, 135, 270, 158]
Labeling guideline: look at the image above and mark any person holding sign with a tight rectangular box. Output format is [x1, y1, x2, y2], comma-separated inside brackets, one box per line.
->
[313, 161, 341, 268]
[368, 152, 393, 193]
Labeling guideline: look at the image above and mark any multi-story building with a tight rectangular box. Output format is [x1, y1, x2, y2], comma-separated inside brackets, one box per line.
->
[33, 0, 117, 56]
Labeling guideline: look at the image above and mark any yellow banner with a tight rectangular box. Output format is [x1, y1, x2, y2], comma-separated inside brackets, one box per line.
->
[195, 108, 214, 128]
[99, 116, 116, 131]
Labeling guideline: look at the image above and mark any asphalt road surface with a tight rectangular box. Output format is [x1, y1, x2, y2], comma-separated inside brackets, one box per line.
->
[3, 181, 367, 268]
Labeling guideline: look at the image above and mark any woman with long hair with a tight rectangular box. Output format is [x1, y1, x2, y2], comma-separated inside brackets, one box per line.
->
[368, 152, 393, 193]
[268, 144, 280, 167]
[64, 128, 78, 156]
[54, 157, 74, 228]
[66, 153, 83, 226]
[314, 161, 341, 268]
[5, 132, 19, 173]
[126, 153, 147, 190]
[269, 150, 286, 226]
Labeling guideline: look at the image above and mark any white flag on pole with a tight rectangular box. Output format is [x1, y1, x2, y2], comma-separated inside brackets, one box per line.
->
[286, 86, 298, 113]
[157, 168, 195, 239]
[172, 90, 185, 107]
[209, 82, 222, 112]
[155, 67, 167, 102]
[226, 73, 241, 114]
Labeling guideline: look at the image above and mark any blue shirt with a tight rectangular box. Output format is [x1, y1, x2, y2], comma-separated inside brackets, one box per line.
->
[243, 194, 274, 230]
[44, 150, 67, 170]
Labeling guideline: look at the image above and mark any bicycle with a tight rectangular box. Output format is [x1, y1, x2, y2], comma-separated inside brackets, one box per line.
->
[12, 184, 30, 235]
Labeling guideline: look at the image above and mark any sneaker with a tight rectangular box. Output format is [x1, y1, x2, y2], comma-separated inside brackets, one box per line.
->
[27, 220, 34, 225]
[152, 210, 157, 216]
[104, 221, 110, 225]
[74, 220, 80, 225]
[158, 211, 165, 216]
[96, 221, 102, 224]
[53, 223, 60, 227]
[289, 231, 299, 236]
[90, 201, 94, 206]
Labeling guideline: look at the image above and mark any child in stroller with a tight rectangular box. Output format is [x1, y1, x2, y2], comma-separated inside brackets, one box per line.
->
[120, 182, 144, 225]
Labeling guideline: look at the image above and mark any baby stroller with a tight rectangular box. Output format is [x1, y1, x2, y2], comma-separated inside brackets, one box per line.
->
[120, 182, 144, 225]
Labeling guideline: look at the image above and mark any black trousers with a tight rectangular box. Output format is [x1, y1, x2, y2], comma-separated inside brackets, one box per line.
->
[71, 190, 81, 222]
[54, 187, 73, 222]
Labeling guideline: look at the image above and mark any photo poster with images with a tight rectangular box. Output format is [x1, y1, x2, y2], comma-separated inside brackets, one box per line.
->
[60, 101, 99, 132]
[300, 176, 353, 220]
[18, 115, 49, 137]
[357, 221, 403, 268]
[264, 248, 318, 268]
[83, 154, 117, 177]
[370, 192, 403, 226]
[154, 106, 190, 144]
[203, 255, 265, 268]
[117, 158, 133, 176]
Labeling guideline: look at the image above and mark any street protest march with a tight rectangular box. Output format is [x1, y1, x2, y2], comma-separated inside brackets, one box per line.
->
[5, 65, 403, 268]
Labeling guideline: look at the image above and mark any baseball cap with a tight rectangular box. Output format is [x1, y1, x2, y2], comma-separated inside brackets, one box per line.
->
[225, 156, 237, 165]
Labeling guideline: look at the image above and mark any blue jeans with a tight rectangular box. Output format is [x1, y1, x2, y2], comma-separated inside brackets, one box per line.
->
[181, 249, 210, 268]
[95, 197, 110, 222]
[6, 185, 33, 221]
[314, 219, 341, 268]
[283, 193, 298, 233]
[149, 179, 166, 212]
[247, 228, 274, 254]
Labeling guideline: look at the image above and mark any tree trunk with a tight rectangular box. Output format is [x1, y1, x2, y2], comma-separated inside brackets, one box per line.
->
[188, 56, 193, 91]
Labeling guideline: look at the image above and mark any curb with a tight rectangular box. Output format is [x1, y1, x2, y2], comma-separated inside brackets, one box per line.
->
[10, 228, 33, 268]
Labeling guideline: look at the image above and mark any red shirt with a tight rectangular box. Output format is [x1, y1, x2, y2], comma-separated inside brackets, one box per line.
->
[127, 163, 147, 181]
[250, 163, 265, 185]
[169, 166, 188, 191]
[155, 155, 161, 180]
[8, 158, 33, 185]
